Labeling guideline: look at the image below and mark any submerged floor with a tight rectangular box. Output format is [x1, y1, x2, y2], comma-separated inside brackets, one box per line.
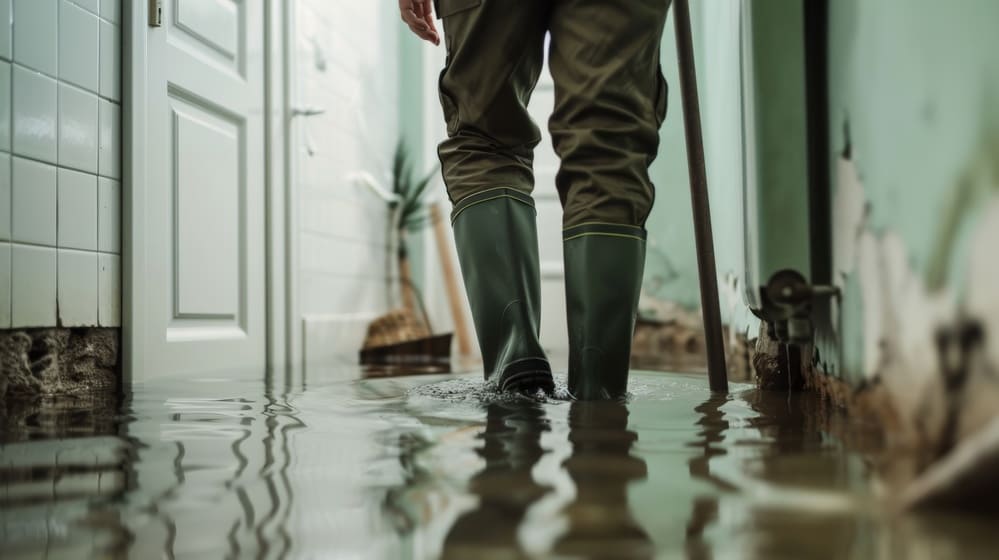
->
[2, 369, 998, 559]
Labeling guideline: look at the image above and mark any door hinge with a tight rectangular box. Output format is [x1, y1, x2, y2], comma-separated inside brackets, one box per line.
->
[149, 0, 163, 27]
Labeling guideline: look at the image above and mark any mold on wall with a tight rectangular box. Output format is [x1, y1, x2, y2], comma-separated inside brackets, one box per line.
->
[827, 147, 999, 453]
[0, 327, 118, 406]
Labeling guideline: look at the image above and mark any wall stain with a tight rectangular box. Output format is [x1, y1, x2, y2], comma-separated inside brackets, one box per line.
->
[822, 143, 999, 478]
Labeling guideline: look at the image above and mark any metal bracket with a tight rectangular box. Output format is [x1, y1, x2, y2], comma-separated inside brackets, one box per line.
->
[150, 0, 163, 27]
[758, 269, 840, 346]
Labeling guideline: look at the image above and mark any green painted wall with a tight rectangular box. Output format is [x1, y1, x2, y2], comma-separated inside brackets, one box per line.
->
[828, 0, 999, 382]
[746, 0, 811, 287]
[646, 2, 763, 336]
[643, 12, 699, 311]
[830, 0, 999, 281]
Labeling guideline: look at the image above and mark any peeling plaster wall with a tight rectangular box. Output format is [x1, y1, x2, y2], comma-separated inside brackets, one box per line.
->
[644, 0, 999, 454]
[824, 0, 999, 448]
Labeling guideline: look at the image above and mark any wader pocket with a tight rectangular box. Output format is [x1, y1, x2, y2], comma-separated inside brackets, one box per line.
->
[435, 0, 482, 18]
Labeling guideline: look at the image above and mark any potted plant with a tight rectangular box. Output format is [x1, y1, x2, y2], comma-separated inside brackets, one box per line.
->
[358, 141, 452, 367]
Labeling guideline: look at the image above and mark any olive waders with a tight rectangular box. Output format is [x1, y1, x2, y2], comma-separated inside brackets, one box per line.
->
[437, 0, 670, 399]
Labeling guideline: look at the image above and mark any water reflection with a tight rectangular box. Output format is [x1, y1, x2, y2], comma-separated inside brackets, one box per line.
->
[431, 398, 653, 559]
[684, 395, 731, 560]
[553, 401, 653, 559]
[127, 374, 306, 559]
[3, 371, 999, 559]
[441, 401, 552, 558]
[736, 390, 873, 560]
[0, 393, 127, 558]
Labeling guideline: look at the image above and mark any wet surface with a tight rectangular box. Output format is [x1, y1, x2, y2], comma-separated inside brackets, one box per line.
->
[2, 370, 998, 559]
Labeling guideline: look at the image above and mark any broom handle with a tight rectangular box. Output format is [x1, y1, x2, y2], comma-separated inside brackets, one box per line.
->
[431, 204, 475, 357]
[674, 0, 729, 393]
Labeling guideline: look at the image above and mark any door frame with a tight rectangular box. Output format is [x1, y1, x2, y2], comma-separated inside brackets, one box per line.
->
[122, 0, 293, 383]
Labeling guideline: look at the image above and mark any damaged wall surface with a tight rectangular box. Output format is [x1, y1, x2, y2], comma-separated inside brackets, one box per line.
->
[0, 1, 123, 398]
[822, 0, 999, 454]
[636, 0, 999, 471]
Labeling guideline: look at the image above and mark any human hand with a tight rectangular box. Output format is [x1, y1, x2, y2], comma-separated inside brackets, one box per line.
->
[399, 0, 440, 46]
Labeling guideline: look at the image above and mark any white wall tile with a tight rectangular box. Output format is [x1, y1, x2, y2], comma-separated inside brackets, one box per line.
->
[0, 153, 8, 239]
[0, 60, 9, 151]
[12, 65, 57, 162]
[70, 0, 98, 15]
[58, 168, 97, 250]
[58, 0, 100, 93]
[294, 0, 402, 324]
[99, 0, 118, 23]
[0, 242, 9, 327]
[5, 0, 119, 329]
[12, 0, 57, 75]
[12, 243, 56, 326]
[58, 248, 97, 325]
[12, 157, 56, 245]
[98, 18, 118, 101]
[58, 83, 99, 172]
[0, 0, 11, 60]
[98, 98, 119, 178]
[98, 251, 118, 326]
[97, 176, 117, 253]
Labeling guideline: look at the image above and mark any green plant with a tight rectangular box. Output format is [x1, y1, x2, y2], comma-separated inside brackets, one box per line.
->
[391, 140, 437, 259]
[390, 141, 438, 319]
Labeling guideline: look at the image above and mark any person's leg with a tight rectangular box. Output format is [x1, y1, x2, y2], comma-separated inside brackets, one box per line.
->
[437, 0, 554, 392]
[548, 0, 671, 399]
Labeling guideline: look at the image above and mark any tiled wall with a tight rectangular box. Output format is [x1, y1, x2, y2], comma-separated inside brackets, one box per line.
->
[294, 1, 400, 362]
[0, 0, 121, 329]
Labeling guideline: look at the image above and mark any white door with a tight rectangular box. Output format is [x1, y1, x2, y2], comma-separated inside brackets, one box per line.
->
[138, 0, 266, 378]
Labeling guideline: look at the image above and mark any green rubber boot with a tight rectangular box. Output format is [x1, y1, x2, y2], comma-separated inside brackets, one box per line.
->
[563, 223, 647, 400]
[452, 188, 554, 394]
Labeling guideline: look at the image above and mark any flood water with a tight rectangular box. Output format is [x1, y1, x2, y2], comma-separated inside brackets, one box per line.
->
[2, 369, 998, 559]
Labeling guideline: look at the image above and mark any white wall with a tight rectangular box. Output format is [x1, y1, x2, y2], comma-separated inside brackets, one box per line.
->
[0, 0, 122, 329]
[291, 0, 400, 366]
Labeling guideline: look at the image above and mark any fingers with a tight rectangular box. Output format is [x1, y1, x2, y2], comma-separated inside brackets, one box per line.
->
[416, 0, 440, 45]
[400, 0, 440, 45]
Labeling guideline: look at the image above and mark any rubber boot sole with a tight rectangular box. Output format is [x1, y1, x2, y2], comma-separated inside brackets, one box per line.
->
[495, 357, 554, 394]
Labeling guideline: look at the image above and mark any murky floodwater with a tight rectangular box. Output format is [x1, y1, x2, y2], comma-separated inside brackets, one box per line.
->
[2, 369, 997, 559]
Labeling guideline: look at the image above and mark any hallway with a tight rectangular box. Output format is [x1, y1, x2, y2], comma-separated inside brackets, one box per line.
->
[2, 1, 999, 557]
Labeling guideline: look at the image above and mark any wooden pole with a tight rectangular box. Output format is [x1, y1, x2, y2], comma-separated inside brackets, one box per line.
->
[430, 203, 474, 357]
[674, 0, 729, 393]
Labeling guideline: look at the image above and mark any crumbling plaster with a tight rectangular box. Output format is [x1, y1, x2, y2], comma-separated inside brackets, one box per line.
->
[830, 149, 999, 451]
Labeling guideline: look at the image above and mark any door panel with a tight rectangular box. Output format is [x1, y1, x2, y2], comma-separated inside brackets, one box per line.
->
[174, 0, 241, 62]
[141, 0, 265, 378]
[172, 96, 240, 319]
